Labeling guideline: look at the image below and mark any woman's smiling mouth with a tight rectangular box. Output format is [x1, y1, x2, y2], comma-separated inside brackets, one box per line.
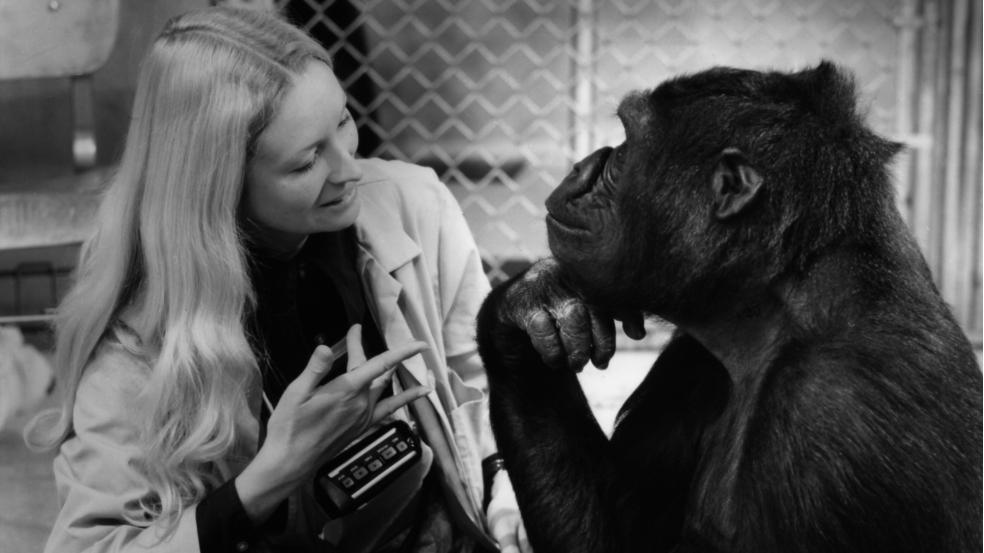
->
[319, 185, 356, 208]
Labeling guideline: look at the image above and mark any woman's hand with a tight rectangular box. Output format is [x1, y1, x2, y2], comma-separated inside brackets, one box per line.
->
[236, 324, 430, 522]
[487, 471, 533, 553]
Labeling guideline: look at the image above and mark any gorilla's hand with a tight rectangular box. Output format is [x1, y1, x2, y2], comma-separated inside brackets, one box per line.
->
[496, 258, 616, 372]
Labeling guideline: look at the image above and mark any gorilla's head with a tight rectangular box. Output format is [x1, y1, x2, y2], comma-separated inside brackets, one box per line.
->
[544, 61, 902, 324]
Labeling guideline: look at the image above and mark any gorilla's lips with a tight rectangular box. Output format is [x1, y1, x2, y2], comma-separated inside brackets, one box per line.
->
[545, 146, 613, 234]
[545, 213, 586, 234]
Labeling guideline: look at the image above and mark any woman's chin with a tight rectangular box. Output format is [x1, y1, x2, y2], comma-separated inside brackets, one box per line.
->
[313, 194, 362, 232]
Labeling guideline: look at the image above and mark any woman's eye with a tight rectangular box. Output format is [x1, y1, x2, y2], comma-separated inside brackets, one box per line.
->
[292, 158, 316, 173]
[339, 111, 352, 129]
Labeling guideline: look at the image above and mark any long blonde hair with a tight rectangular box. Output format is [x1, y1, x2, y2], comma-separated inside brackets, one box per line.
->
[26, 7, 331, 530]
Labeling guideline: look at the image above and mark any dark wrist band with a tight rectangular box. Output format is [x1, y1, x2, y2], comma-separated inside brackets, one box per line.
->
[482, 454, 507, 510]
[482, 454, 506, 481]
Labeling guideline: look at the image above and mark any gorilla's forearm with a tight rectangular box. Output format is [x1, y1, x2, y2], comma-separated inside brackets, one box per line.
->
[477, 282, 623, 553]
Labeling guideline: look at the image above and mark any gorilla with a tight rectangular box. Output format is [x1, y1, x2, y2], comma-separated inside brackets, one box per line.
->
[476, 62, 982, 553]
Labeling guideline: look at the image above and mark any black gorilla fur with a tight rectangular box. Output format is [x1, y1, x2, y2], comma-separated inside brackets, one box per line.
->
[477, 62, 982, 553]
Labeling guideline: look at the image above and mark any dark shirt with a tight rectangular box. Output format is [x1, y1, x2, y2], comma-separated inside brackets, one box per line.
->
[249, 229, 387, 406]
[196, 229, 389, 552]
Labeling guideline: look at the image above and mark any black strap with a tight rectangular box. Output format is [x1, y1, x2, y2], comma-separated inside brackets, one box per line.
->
[481, 454, 506, 511]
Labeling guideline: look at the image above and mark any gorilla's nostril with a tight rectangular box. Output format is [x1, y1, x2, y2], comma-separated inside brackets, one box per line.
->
[547, 146, 614, 217]
[570, 147, 612, 199]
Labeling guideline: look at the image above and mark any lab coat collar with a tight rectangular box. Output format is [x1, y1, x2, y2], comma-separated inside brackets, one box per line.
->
[353, 181, 421, 273]
[353, 186, 428, 386]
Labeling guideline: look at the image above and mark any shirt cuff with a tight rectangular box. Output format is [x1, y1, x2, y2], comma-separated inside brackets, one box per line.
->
[197, 479, 278, 552]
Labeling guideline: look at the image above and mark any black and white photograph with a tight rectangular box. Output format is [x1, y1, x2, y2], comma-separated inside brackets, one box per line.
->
[1, 1, 981, 552]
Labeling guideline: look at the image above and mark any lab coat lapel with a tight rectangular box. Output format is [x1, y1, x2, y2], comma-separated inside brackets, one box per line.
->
[358, 257, 488, 535]
[347, 171, 496, 544]
[361, 259, 429, 387]
[352, 194, 431, 410]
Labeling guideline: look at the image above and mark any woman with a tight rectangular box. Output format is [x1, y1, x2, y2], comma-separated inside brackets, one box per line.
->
[27, 7, 529, 553]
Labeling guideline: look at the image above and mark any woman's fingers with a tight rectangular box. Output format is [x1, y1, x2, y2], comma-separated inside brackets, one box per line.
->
[290, 344, 339, 394]
[346, 324, 366, 369]
[345, 341, 428, 389]
[368, 366, 399, 402]
[371, 386, 430, 423]
[518, 522, 532, 553]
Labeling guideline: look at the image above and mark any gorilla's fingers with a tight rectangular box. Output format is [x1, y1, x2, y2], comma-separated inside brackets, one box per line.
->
[621, 311, 647, 340]
[525, 309, 566, 370]
[589, 309, 616, 369]
[553, 299, 592, 372]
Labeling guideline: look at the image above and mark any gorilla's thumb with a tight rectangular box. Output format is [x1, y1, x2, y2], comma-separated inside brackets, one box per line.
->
[620, 312, 647, 340]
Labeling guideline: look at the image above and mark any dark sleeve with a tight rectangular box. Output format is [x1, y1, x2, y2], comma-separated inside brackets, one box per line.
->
[196, 479, 282, 552]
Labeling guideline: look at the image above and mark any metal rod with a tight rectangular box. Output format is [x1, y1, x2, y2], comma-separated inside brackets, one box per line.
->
[941, 0, 969, 321]
[570, 0, 594, 162]
[894, 0, 920, 220]
[71, 75, 97, 171]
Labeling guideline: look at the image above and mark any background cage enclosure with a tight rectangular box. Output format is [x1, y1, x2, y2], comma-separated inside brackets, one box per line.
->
[3, 0, 980, 350]
[273, 0, 981, 348]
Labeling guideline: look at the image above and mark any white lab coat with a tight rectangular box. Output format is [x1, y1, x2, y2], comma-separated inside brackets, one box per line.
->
[45, 158, 500, 552]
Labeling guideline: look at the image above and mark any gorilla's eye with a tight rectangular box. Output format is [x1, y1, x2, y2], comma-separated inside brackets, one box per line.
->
[614, 144, 627, 165]
[605, 144, 627, 182]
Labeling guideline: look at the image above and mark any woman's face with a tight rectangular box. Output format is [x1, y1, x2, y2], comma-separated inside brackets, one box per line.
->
[243, 61, 362, 249]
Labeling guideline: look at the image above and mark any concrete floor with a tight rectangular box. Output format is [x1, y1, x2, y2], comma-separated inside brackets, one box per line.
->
[0, 351, 658, 552]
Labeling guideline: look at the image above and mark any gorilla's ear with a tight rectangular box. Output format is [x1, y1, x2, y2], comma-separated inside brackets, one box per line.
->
[711, 148, 763, 219]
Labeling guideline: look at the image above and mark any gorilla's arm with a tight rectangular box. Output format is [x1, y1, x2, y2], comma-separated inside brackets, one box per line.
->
[476, 268, 952, 553]
[607, 333, 730, 552]
[476, 262, 733, 553]
[477, 263, 623, 553]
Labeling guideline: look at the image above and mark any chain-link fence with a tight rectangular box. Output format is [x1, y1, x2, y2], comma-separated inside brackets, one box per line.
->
[280, 0, 901, 263]
[276, 0, 982, 345]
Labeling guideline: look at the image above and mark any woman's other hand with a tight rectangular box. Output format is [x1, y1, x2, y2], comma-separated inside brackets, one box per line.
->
[236, 324, 429, 522]
[487, 471, 533, 553]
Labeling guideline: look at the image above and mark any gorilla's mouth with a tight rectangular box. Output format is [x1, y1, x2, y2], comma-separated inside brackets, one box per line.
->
[545, 213, 587, 234]
[545, 147, 613, 235]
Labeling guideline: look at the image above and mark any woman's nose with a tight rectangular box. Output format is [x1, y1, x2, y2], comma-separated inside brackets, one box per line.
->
[327, 144, 362, 184]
